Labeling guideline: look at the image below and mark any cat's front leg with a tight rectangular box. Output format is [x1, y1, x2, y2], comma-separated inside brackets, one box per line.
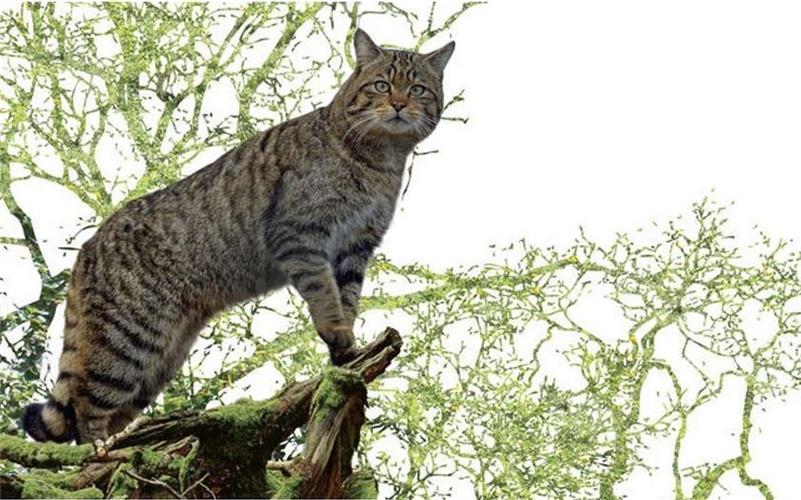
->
[334, 232, 379, 330]
[289, 261, 355, 362]
[271, 240, 355, 364]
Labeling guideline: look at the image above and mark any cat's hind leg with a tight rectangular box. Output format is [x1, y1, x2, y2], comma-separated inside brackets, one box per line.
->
[75, 310, 150, 449]
[107, 404, 142, 436]
[74, 405, 145, 456]
[73, 404, 112, 450]
[94, 405, 147, 452]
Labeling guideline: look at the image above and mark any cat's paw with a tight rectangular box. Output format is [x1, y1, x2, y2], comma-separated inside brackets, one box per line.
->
[316, 320, 355, 350]
[329, 345, 359, 366]
[317, 320, 358, 365]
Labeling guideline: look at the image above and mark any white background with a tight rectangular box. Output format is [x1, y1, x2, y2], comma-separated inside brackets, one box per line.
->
[398, 4, 801, 498]
[389, 1, 801, 270]
[3, 2, 801, 498]
[397, 3, 801, 498]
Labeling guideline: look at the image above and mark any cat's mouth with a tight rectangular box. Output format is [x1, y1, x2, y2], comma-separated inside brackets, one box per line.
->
[378, 112, 415, 133]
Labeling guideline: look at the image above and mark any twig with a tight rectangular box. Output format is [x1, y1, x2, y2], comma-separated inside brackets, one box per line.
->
[181, 472, 211, 497]
[105, 415, 149, 450]
[123, 468, 182, 499]
[198, 480, 217, 499]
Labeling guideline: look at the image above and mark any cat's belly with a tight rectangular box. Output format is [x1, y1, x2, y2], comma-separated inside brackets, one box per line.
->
[200, 250, 286, 309]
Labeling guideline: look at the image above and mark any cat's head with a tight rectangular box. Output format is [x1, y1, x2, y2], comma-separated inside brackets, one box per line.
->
[331, 29, 455, 146]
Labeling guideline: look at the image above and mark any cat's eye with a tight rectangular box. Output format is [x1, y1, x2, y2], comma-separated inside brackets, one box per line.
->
[409, 84, 426, 97]
[374, 80, 390, 93]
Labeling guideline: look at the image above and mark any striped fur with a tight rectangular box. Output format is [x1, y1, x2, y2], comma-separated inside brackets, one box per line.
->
[21, 29, 454, 444]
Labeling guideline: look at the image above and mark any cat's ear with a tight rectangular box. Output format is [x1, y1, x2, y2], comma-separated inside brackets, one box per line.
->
[424, 41, 456, 74]
[354, 29, 382, 65]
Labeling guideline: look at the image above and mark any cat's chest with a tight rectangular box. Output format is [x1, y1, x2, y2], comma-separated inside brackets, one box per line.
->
[327, 198, 387, 254]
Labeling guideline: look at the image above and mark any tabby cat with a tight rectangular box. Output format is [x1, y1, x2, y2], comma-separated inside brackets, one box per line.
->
[21, 29, 455, 445]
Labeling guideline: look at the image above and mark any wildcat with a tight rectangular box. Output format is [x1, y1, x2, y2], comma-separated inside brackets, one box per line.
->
[21, 29, 454, 445]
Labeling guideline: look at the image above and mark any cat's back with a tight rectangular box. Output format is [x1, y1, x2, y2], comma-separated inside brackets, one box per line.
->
[74, 110, 335, 301]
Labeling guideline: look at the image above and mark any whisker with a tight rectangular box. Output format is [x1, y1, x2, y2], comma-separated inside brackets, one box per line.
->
[343, 113, 376, 144]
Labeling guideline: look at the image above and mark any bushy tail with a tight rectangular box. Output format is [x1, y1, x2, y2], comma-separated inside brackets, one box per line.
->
[22, 272, 83, 443]
[21, 397, 77, 443]
[21, 353, 79, 443]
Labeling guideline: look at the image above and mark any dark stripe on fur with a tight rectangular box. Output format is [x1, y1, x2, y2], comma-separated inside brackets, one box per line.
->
[85, 390, 118, 411]
[266, 231, 301, 254]
[341, 294, 357, 309]
[96, 308, 162, 354]
[334, 238, 377, 268]
[87, 369, 136, 393]
[259, 128, 273, 152]
[300, 281, 324, 293]
[277, 220, 331, 237]
[289, 269, 318, 283]
[96, 332, 145, 371]
[133, 395, 152, 410]
[336, 269, 365, 289]
[275, 246, 328, 262]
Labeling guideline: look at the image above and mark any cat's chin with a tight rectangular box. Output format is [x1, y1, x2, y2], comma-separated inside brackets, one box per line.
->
[378, 117, 415, 135]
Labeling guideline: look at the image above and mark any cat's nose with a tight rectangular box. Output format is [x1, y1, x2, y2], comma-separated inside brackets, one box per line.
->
[391, 101, 406, 111]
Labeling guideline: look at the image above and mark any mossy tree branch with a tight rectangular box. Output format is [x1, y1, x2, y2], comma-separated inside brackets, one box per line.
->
[0, 328, 401, 499]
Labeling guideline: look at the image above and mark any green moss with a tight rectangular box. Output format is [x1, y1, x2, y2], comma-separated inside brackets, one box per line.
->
[202, 398, 284, 454]
[106, 464, 138, 499]
[134, 447, 164, 466]
[21, 475, 102, 499]
[312, 367, 363, 420]
[194, 398, 283, 497]
[18, 469, 79, 489]
[131, 447, 183, 479]
[208, 398, 265, 429]
[272, 473, 305, 499]
[178, 441, 199, 490]
[0, 433, 93, 467]
[265, 470, 286, 496]
[343, 469, 378, 499]
[202, 398, 272, 457]
[265, 468, 377, 499]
